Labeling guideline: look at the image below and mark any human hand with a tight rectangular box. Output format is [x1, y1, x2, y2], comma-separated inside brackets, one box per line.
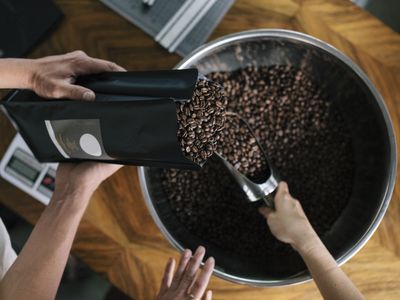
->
[258, 182, 318, 252]
[54, 162, 122, 204]
[156, 246, 214, 300]
[28, 50, 125, 100]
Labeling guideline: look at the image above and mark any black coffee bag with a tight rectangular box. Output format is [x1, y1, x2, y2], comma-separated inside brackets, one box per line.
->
[1, 69, 202, 169]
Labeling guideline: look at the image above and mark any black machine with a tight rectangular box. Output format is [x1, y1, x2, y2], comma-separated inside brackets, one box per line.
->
[0, 0, 62, 58]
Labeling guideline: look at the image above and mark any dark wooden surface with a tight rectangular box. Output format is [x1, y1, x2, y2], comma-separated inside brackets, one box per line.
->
[1, 0, 400, 299]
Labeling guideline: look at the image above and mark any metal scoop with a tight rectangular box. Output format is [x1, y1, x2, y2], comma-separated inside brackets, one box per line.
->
[214, 112, 280, 208]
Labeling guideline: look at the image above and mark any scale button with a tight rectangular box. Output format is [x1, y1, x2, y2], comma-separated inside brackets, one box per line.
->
[79, 133, 102, 157]
[43, 176, 53, 185]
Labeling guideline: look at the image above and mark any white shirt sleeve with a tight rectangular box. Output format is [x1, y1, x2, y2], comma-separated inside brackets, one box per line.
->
[0, 217, 17, 280]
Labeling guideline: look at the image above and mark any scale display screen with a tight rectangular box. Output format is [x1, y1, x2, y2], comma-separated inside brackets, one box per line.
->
[1, 134, 58, 205]
[7, 156, 40, 183]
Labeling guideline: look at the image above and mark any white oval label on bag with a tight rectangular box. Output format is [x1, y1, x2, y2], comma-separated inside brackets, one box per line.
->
[79, 133, 102, 157]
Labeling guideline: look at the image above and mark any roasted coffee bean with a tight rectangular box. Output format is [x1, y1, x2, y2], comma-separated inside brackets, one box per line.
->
[214, 112, 268, 182]
[177, 79, 227, 165]
[163, 65, 354, 260]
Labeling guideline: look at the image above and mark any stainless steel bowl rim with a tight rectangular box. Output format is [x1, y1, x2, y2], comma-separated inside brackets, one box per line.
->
[138, 29, 397, 287]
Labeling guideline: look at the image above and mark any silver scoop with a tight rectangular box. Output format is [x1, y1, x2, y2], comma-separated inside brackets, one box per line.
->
[214, 112, 280, 208]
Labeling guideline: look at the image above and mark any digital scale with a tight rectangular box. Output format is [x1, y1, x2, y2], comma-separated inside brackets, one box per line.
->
[0, 134, 57, 205]
[99, 0, 234, 56]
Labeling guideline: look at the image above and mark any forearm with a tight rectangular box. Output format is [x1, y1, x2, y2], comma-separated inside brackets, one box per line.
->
[0, 189, 92, 300]
[297, 231, 364, 300]
[0, 58, 35, 89]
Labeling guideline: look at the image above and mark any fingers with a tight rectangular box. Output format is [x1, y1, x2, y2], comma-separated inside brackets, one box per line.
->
[159, 258, 175, 294]
[66, 55, 124, 100]
[259, 181, 290, 218]
[276, 181, 289, 198]
[54, 83, 96, 100]
[78, 162, 123, 187]
[258, 206, 273, 218]
[170, 249, 192, 289]
[91, 57, 126, 72]
[97, 163, 123, 178]
[274, 181, 295, 209]
[158, 247, 213, 300]
[77, 56, 125, 75]
[36, 51, 127, 100]
[67, 50, 126, 73]
[190, 256, 215, 299]
[202, 290, 212, 300]
[178, 246, 206, 290]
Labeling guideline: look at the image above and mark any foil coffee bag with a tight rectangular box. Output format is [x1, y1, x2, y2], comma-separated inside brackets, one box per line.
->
[1, 69, 200, 169]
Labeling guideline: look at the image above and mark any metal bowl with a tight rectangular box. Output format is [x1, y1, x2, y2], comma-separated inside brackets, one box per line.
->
[138, 29, 397, 286]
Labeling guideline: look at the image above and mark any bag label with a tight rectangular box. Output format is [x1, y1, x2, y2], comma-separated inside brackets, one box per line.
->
[44, 119, 112, 160]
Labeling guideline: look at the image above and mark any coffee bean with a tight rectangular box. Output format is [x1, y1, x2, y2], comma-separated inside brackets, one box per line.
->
[177, 79, 227, 165]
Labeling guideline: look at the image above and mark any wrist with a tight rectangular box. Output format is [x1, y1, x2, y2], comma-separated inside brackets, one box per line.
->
[51, 185, 94, 212]
[22, 59, 39, 90]
[291, 226, 321, 254]
[0, 58, 36, 89]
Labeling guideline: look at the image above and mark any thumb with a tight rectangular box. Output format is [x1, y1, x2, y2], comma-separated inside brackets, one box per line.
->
[57, 84, 96, 101]
[276, 181, 289, 198]
[202, 290, 212, 300]
[258, 206, 273, 218]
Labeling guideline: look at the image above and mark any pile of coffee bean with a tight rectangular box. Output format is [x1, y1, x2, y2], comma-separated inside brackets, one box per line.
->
[162, 65, 354, 259]
[216, 112, 268, 182]
[176, 79, 227, 165]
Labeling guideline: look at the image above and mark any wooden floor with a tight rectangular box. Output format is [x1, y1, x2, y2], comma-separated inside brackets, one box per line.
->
[1, 0, 400, 299]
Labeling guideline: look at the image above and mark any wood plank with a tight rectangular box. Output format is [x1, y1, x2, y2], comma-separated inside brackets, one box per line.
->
[296, 0, 400, 68]
[1, 0, 400, 299]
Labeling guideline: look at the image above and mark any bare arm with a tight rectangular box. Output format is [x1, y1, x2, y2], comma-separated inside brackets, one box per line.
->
[0, 52, 125, 299]
[259, 182, 364, 300]
[0, 58, 35, 89]
[0, 162, 122, 300]
[296, 231, 364, 300]
[0, 186, 92, 299]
